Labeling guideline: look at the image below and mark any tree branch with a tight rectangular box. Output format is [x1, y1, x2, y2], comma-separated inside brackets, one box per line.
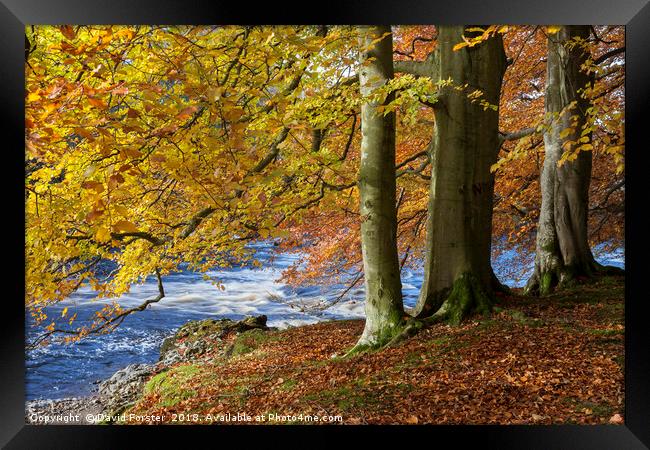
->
[27, 269, 166, 349]
[396, 143, 432, 179]
[180, 207, 217, 238]
[393, 35, 436, 59]
[498, 127, 537, 144]
[593, 46, 625, 65]
[394, 51, 438, 79]
[248, 127, 290, 175]
[111, 231, 166, 246]
[339, 113, 357, 161]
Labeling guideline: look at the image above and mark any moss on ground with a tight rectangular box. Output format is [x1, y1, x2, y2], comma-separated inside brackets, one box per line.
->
[503, 308, 545, 327]
[302, 385, 381, 411]
[143, 365, 201, 407]
[229, 328, 278, 357]
[562, 397, 615, 419]
[279, 379, 298, 391]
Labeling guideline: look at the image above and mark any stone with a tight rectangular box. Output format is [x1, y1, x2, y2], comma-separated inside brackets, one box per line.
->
[98, 363, 155, 414]
[158, 315, 269, 363]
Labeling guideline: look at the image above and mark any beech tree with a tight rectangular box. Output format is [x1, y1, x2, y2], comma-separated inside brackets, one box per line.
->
[25, 25, 361, 342]
[352, 26, 405, 350]
[286, 26, 624, 300]
[395, 26, 507, 323]
[525, 25, 623, 296]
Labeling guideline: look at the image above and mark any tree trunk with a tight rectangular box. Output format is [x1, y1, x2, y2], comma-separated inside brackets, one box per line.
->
[526, 25, 609, 296]
[412, 26, 507, 323]
[353, 26, 405, 349]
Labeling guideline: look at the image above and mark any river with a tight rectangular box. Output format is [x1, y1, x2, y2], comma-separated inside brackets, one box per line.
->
[25, 243, 623, 401]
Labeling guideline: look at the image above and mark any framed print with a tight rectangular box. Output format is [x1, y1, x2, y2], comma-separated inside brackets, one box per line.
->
[2, 0, 649, 447]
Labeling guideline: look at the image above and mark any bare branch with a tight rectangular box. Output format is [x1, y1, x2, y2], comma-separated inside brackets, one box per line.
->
[314, 271, 364, 311]
[396, 142, 432, 179]
[339, 113, 357, 161]
[498, 127, 537, 144]
[27, 269, 166, 349]
[393, 34, 436, 59]
[394, 50, 437, 79]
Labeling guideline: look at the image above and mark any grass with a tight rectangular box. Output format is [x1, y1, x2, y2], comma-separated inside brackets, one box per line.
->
[563, 397, 615, 419]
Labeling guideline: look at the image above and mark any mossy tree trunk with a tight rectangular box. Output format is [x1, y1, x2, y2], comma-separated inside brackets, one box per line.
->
[411, 26, 507, 323]
[525, 26, 615, 296]
[353, 26, 405, 349]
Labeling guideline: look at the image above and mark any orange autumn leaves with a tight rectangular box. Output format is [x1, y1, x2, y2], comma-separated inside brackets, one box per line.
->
[25, 25, 624, 338]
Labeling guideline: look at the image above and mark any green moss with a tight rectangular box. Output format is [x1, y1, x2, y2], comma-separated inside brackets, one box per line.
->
[302, 385, 383, 412]
[302, 376, 416, 413]
[614, 355, 625, 367]
[443, 273, 493, 325]
[541, 241, 558, 254]
[229, 328, 276, 357]
[504, 309, 544, 327]
[430, 336, 451, 345]
[143, 365, 201, 407]
[279, 379, 298, 391]
[345, 317, 411, 356]
[540, 271, 555, 296]
[587, 328, 624, 337]
[398, 351, 423, 368]
[598, 275, 623, 287]
[473, 317, 500, 332]
[563, 397, 614, 418]
[176, 318, 230, 340]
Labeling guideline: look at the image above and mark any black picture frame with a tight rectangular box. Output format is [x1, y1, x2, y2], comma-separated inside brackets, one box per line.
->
[2, 1, 648, 447]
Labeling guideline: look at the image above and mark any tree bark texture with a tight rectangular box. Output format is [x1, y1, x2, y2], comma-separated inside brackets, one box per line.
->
[413, 26, 507, 322]
[526, 25, 607, 296]
[354, 26, 405, 348]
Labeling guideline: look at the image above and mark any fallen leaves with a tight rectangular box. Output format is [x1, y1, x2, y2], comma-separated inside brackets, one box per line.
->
[125, 277, 624, 425]
[609, 413, 624, 424]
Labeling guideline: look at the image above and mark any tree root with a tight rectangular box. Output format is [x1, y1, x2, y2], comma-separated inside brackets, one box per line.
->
[525, 266, 562, 296]
[526, 260, 623, 297]
[343, 319, 407, 357]
[439, 273, 493, 325]
[344, 273, 494, 355]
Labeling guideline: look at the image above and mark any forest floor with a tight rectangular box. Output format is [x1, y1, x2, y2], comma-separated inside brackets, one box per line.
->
[124, 274, 625, 425]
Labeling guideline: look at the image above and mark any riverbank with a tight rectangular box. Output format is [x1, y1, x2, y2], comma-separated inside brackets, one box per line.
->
[27, 275, 625, 425]
[26, 315, 273, 424]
